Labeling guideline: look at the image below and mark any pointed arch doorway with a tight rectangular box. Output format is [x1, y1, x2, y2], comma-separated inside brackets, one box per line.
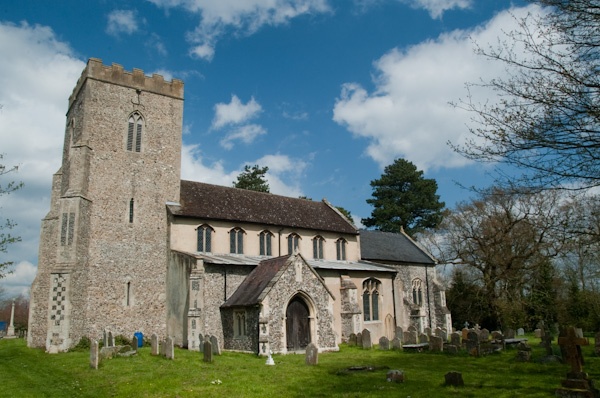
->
[286, 296, 311, 351]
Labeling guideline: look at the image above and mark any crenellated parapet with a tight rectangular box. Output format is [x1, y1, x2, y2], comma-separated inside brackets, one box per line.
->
[68, 58, 184, 109]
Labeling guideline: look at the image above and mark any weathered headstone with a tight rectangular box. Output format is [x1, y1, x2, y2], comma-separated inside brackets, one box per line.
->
[386, 370, 405, 383]
[203, 340, 213, 363]
[161, 339, 166, 357]
[516, 341, 532, 362]
[151, 334, 159, 356]
[395, 326, 403, 343]
[541, 333, 554, 356]
[356, 332, 363, 347]
[407, 325, 417, 333]
[132, 336, 139, 353]
[210, 335, 221, 355]
[418, 333, 429, 344]
[450, 332, 461, 347]
[305, 342, 318, 365]
[466, 331, 480, 357]
[444, 371, 464, 387]
[103, 330, 109, 347]
[108, 331, 114, 347]
[379, 336, 390, 350]
[429, 335, 443, 352]
[361, 329, 372, 349]
[461, 327, 469, 342]
[198, 333, 204, 352]
[90, 339, 99, 369]
[445, 344, 459, 354]
[504, 328, 515, 339]
[480, 328, 490, 342]
[534, 328, 543, 338]
[424, 327, 431, 336]
[404, 331, 417, 345]
[391, 337, 402, 350]
[165, 336, 174, 360]
[348, 333, 357, 346]
[517, 328, 525, 336]
[556, 327, 599, 397]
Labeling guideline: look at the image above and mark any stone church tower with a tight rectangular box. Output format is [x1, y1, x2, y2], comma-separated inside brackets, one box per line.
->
[28, 59, 184, 351]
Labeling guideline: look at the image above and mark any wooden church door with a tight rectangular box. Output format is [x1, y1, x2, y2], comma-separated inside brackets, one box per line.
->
[286, 297, 310, 351]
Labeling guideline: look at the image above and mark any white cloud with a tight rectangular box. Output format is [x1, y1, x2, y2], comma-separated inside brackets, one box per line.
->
[220, 124, 267, 149]
[333, 5, 539, 172]
[399, 0, 471, 19]
[0, 22, 84, 294]
[212, 95, 263, 129]
[252, 154, 307, 197]
[149, 0, 331, 60]
[1, 261, 36, 298]
[106, 10, 141, 36]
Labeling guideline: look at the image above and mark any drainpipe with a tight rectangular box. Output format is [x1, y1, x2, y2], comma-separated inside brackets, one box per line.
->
[425, 265, 432, 329]
[391, 271, 398, 331]
[224, 269, 227, 302]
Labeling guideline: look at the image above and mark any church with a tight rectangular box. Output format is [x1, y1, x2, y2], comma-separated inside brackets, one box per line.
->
[27, 58, 451, 354]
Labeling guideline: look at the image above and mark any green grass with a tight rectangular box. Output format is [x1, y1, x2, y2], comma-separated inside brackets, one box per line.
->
[1, 336, 597, 397]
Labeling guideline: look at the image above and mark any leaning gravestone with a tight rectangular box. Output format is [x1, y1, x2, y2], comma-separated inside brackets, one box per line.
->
[362, 329, 372, 349]
[210, 335, 221, 355]
[151, 334, 159, 356]
[90, 339, 99, 369]
[203, 340, 212, 363]
[348, 333, 357, 346]
[379, 336, 390, 350]
[429, 335, 443, 352]
[391, 337, 402, 350]
[305, 342, 318, 365]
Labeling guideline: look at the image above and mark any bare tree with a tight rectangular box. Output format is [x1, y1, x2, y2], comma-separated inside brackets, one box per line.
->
[454, 1, 600, 191]
[0, 152, 23, 278]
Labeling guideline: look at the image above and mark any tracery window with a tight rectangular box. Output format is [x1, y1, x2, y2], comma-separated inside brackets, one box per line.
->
[197, 224, 214, 252]
[287, 233, 300, 254]
[234, 310, 247, 337]
[259, 230, 273, 256]
[362, 278, 380, 321]
[127, 112, 143, 152]
[336, 238, 347, 261]
[230, 227, 245, 254]
[312, 236, 324, 259]
[412, 278, 423, 306]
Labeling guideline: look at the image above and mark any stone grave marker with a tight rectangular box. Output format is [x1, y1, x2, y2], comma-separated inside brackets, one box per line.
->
[534, 328, 543, 338]
[466, 331, 480, 356]
[151, 334, 159, 356]
[445, 345, 459, 354]
[391, 337, 402, 350]
[161, 339, 166, 357]
[429, 335, 443, 352]
[356, 332, 363, 347]
[450, 332, 461, 347]
[418, 333, 429, 344]
[517, 328, 525, 336]
[361, 329, 372, 349]
[165, 336, 174, 360]
[555, 327, 599, 397]
[461, 327, 469, 342]
[90, 339, 99, 369]
[504, 328, 515, 339]
[395, 326, 403, 343]
[348, 333, 357, 346]
[203, 340, 212, 363]
[480, 328, 490, 342]
[541, 333, 554, 356]
[132, 335, 139, 353]
[210, 335, 221, 355]
[424, 327, 431, 336]
[103, 330, 108, 347]
[305, 342, 318, 365]
[379, 336, 390, 350]
[108, 331, 114, 347]
[198, 333, 204, 352]
[404, 331, 417, 345]
[516, 341, 532, 362]
[444, 371, 464, 387]
[386, 370, 405, 383]
[407, 325, 417, 334]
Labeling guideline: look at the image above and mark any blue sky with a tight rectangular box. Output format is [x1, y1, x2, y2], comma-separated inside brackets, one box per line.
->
[0, 0, 534, 296]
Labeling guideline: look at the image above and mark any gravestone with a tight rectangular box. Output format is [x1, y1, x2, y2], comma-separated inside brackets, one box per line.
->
[404, 331, 417, 345]
[516, 341, 532, 362]
[517, 328, 525, 336]
[407, 325, 417, 333]
[450, 332, 461, 347]
[541, 333, 554, 356]
[391, 337, 402, 350]
[444, 371, 464, 387]
[103, 330, 109, 347]
[108, 331, 114, 347]
[210, 335, 221, 355]
[132, 336, 139, 353]
[379, 336, 390, 350]
[348, 333, 357, 346]
[203, 340, 213, 363]
[429, 335, 443, 352]
[151, 334, 159, 356]
[424, 327, 431, 336]
[165, 336, 174, 360]
[504, 328, 515, 339]
[198, 333, 204, 352]
[356, 332, 363, 347]
[466, 331, 480, 356]
[418, 333, 429, 344]
[395, 326, 403, 343]
[461, 328, 469, 342]
[161, 340, 166, 357]
[305, 342, 318, 365]
[534, 328, 543, 338]
[361, 329, 372, 349]
[90, 339, 99, 369]
[445, 345, 459, 354]
[480, 328, 490, 342]
[386, 370, 405, 383]
[555, 327, 599, 397]
[435, 327, 443, 337]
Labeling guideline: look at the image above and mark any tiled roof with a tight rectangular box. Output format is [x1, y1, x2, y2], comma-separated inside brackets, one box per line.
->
[221, 255, 289, 308]
[359, 230, 436, 265]
[170, 180, 358, 234]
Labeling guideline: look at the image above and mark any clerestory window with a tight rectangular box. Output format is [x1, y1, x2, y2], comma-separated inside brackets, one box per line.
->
[313, 236, 324, 260]
[287, 233, 300, 254]
[336, 238, 347, 261]
[259, 230, 273, 256]
[197, 224, 214, 252]
[230, 227, 245, 254]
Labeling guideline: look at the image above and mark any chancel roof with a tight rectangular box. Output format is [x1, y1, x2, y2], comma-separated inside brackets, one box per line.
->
[170, 180, 358, 234]
[359, 230, 436, 265]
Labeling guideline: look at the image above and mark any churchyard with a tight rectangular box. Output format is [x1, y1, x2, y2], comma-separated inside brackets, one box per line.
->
[3, 330, 600, 398]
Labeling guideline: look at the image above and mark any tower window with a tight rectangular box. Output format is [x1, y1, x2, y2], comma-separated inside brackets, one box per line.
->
[197, 224, 213, 252]
[127, 112, 143, 152]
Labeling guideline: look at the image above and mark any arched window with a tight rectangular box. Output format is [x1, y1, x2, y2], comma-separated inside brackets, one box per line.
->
[362, 278, 381, 321]
[230, 227, 245, 254]
[129, 198, 134, 223]
[127, 112, 143, 152]
[259, 230, 273, 256]
[312, 235, 324, 259]
[287, 233, 300, 254]
[197, 224, 214, 252]
[412, 278, 423, 306]
[234, 310, 247, 337]
[336, 238, 347, 261]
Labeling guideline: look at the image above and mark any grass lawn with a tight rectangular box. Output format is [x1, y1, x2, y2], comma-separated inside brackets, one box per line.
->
[1, 336, 598, 397]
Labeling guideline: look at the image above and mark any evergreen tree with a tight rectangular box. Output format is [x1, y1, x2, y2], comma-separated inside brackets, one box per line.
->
[233, 164, 270, 193]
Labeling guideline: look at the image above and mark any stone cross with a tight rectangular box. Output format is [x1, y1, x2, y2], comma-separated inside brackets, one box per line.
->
[558, 327, 589, 374]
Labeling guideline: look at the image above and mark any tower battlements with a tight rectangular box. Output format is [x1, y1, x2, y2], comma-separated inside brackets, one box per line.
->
[68, 58, 184, 109]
